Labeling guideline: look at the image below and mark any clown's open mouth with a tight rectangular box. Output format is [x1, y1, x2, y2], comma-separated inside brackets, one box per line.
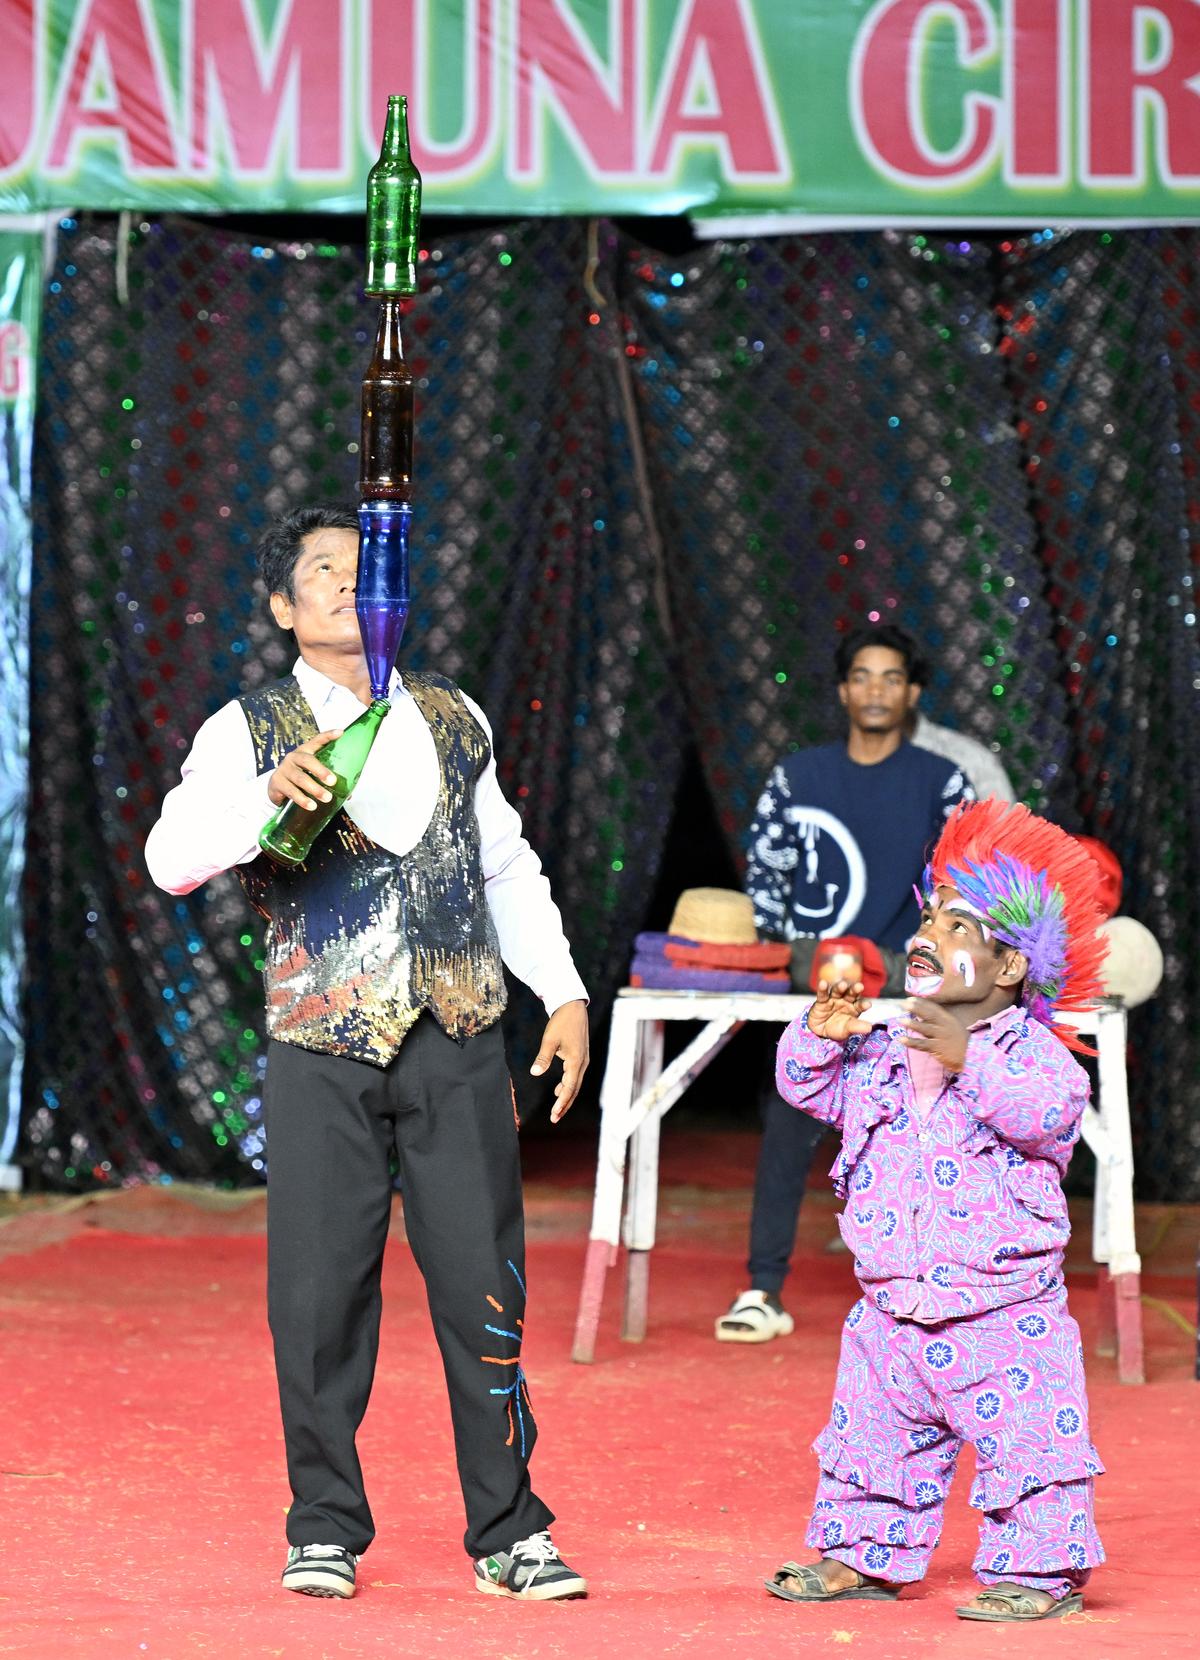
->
[905, 953, 944, 996]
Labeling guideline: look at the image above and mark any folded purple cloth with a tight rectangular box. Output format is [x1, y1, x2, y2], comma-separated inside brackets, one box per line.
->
[633, 931, 697, 954]
[627, 954, 792, 994]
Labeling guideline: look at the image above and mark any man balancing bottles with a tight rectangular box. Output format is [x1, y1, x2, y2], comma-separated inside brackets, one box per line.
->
[260, 94, 421, 866]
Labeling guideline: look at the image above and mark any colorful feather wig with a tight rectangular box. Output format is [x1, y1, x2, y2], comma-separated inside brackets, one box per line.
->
[926, 798, 1109, 1050]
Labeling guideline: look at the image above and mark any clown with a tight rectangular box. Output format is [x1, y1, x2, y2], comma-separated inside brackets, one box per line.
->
[765, 798, 1108, 1622]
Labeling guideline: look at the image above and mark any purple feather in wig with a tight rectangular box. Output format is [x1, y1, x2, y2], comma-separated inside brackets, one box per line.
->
[939, 851, 1069, 1011]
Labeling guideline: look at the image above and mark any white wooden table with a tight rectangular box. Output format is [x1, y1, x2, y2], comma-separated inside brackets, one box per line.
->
[571, 990, 1144, 1383]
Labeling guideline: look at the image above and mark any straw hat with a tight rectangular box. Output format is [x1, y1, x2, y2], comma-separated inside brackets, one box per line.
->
[668, 888, 758, 946]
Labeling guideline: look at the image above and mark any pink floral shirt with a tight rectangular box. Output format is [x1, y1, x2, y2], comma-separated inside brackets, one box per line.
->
[775, 1003, 1090, 1323]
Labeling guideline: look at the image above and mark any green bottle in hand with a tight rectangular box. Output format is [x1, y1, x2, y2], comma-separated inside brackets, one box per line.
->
[259, 699, 391, 867]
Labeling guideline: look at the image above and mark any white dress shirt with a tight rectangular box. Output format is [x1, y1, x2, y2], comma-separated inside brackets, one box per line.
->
[144, 658, 588, 1016]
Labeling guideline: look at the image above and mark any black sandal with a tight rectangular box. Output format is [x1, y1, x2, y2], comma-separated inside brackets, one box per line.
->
[765, 1561, 901, 1603]
[955, 1583, 1083, 1621]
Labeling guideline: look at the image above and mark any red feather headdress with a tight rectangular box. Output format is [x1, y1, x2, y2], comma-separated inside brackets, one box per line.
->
[926, 799, 1109, 1051]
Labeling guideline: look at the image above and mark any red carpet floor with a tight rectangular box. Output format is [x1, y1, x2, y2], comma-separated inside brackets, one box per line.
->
[1, 1140, 1197, 1660]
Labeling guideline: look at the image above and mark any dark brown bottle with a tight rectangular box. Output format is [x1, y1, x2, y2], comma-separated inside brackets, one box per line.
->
[358, 296, 413, 501]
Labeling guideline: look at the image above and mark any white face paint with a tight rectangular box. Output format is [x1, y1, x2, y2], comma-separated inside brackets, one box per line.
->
[905, 935, 944, 996]
[952, 949, 977, 987]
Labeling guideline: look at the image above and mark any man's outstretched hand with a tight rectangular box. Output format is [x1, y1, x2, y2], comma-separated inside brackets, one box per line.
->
[807, 978, 873, 1043]
[530, 999, 590, 1123]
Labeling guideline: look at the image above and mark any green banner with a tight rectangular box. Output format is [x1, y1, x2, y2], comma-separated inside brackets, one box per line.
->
[0, 219, 44, 1188]
[2, 1, 1200, 225]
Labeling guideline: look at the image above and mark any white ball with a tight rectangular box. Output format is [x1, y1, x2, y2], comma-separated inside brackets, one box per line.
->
[1099, 917, 1164, 1008]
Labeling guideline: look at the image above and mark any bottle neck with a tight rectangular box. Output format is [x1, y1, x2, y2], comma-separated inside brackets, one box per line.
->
[380, 97, 411, 162]
[368, 297, 406, 372]
[328, 697, 389, 753]
[345, 696, 391, 727]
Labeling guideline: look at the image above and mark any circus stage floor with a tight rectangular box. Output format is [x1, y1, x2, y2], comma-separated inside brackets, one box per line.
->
[1, 1132, 1196, 1660]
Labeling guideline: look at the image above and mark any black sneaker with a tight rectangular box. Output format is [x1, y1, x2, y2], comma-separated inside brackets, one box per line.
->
[281, 1543, 358, 1598]
[474, 1531, 587, 1601]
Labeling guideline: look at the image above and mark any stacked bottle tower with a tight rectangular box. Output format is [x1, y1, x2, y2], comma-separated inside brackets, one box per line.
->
[260, 96, 422, 867]
[357, 92, 420, 699]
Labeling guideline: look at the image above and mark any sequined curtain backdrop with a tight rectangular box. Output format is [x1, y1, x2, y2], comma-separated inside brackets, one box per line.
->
[25, 215, 681, 1186]
[22, 218, 1200, 1198]
[998, 229, 1200, 1189]
[620, 227, 1198, 1199]
[619, 233, 1067, 831]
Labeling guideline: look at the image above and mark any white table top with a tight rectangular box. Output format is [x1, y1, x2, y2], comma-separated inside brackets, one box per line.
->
[613, 985, 1113, 1037]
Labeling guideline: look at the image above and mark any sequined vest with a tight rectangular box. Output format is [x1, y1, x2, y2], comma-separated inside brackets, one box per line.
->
[235, 670, 507, 1067]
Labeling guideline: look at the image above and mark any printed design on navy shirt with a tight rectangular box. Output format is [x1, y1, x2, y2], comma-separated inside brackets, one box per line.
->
[940, 770, 967, 812]
[745, 745, 974, 952]
[752, 770, 867, 940]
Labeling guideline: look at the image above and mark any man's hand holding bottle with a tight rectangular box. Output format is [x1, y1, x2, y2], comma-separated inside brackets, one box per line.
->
[268, 731, 345, 812]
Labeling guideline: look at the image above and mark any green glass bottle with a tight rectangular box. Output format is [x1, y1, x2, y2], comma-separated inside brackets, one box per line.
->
[258, 700, 391, 867]
[365, 94, 422, 297]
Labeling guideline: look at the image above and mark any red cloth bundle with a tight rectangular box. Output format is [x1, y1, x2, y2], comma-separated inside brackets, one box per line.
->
[1073, 835, 1123, 919]
[663, 939, 792, 971]
[809, 936, 887, 997]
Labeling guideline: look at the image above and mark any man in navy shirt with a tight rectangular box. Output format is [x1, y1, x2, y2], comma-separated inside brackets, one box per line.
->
[716, 625, 972, 1342]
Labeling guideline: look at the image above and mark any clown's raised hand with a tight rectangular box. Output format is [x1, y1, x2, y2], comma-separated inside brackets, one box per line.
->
[808, 978, 873, 1043]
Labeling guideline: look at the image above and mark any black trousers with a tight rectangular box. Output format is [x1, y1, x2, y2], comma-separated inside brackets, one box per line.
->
[746, 1058, 827, 1294]
[263, 1016, 554, 1558]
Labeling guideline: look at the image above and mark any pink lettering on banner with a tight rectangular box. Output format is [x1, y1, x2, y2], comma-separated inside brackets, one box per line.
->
[1083, 0, 1200, 185]
[851, 0, 1000, 185]
[189, 0, 346, 176]
[366, 0, 498, 178]
[13, 0, 1200, 210]
[645, 0, 786, 179]
[45, 0, 178, 174]
[0, 321, 31, 402]
[513, 0, 637, 177]
[0, 0, 37, 174]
